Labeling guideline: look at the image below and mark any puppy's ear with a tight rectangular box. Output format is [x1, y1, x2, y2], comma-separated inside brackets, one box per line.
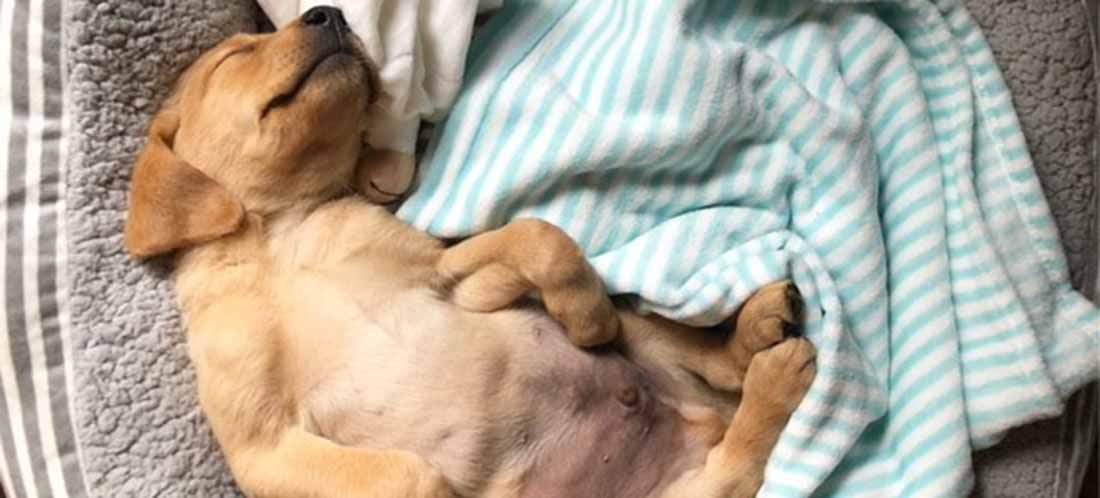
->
[124, 108, 244, 259]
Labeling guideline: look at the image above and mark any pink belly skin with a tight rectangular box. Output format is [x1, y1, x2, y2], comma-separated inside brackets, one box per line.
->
[507, 319, 710, 498]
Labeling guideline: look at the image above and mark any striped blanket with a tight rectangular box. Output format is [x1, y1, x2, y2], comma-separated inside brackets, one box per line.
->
[397, 1, 1100, 496]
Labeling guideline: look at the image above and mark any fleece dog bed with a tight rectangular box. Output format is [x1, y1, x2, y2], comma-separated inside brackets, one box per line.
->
[0, 0, 1094, 497]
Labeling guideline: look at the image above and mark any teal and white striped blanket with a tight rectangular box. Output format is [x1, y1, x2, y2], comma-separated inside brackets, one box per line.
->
[397, 1, 1100, 496]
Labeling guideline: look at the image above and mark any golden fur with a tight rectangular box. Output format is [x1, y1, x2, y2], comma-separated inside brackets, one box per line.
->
[124, 10, 816, 498]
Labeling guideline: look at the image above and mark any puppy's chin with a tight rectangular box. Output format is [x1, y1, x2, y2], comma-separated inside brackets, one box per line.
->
[313, 52, 365, 79]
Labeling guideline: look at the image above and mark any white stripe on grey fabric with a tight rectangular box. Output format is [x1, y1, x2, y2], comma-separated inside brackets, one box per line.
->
[0, 0, 89, 496]
[0, 443, 10, 498]
[32, 0, 85, 495]
[1, 0, 43, 495]
[0, 1, 17, 496]
[25, 0, 71, 494]
[7, 0, 56, 495]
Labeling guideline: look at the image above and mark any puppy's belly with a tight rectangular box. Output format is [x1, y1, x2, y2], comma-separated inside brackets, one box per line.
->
[510, 339, 701, 498]
[297, 292, 707, 498]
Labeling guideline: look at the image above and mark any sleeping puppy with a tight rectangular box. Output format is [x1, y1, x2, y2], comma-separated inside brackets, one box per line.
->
[123, 7, 816, 498]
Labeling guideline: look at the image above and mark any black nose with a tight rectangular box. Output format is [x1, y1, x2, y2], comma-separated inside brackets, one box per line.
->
[302, 6, 347, 28]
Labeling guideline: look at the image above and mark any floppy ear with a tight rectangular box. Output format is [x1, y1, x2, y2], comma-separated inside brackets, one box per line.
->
[124, 108, 244, 259]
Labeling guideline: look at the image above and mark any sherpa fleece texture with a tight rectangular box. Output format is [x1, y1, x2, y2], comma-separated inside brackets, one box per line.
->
[63, 1, 1095, 498]
[66, 1, 259, 496]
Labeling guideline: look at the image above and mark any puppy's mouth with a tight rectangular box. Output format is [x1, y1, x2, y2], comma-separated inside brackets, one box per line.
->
[260, 47, 368, 119]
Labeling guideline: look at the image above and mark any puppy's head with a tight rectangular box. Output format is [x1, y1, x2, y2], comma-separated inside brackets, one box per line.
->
[124, 7, 411, 259]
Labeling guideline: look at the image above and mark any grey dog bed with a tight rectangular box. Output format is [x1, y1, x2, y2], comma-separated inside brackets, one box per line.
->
[967, 2, 1099, 497]
[58, 1, 1096, 497]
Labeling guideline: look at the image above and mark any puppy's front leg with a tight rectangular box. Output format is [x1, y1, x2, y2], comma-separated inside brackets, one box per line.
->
[436, 219, 619, 347]
[230, 428, 455, 498]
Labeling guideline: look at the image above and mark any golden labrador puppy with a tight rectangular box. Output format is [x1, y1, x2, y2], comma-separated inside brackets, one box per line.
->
[124, 7, 816, 498]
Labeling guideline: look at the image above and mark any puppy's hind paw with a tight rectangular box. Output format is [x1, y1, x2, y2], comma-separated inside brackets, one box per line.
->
[743, 337, 816, 414]
[729, 280, 805, 371]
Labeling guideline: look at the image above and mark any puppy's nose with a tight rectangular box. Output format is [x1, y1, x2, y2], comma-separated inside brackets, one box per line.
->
[302, 6, 347, 29]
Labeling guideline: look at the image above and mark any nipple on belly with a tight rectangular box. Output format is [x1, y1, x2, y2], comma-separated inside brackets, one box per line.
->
[616, 386, 639, 407]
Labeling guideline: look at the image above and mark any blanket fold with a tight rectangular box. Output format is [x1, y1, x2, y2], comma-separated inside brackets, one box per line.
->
[395, 1, 1100, 496]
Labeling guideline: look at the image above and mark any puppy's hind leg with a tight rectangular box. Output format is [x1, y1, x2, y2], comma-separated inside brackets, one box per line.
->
[659, 338, 816, 498]
[230, 428, 456, 498]
[618, 280, 805, 396]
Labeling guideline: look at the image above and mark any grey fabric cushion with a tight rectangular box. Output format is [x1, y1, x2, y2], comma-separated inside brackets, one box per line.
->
[965, 1, 1099, 497]
[66, 2, 260, 496]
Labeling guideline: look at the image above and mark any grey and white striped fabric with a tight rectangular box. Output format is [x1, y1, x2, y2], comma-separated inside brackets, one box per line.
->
[0, 0, 88, 497]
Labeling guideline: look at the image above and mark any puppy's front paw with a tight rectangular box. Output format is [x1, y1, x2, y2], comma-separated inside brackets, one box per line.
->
[742, 337, 816, 415]
[544, 288, 620, 348]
